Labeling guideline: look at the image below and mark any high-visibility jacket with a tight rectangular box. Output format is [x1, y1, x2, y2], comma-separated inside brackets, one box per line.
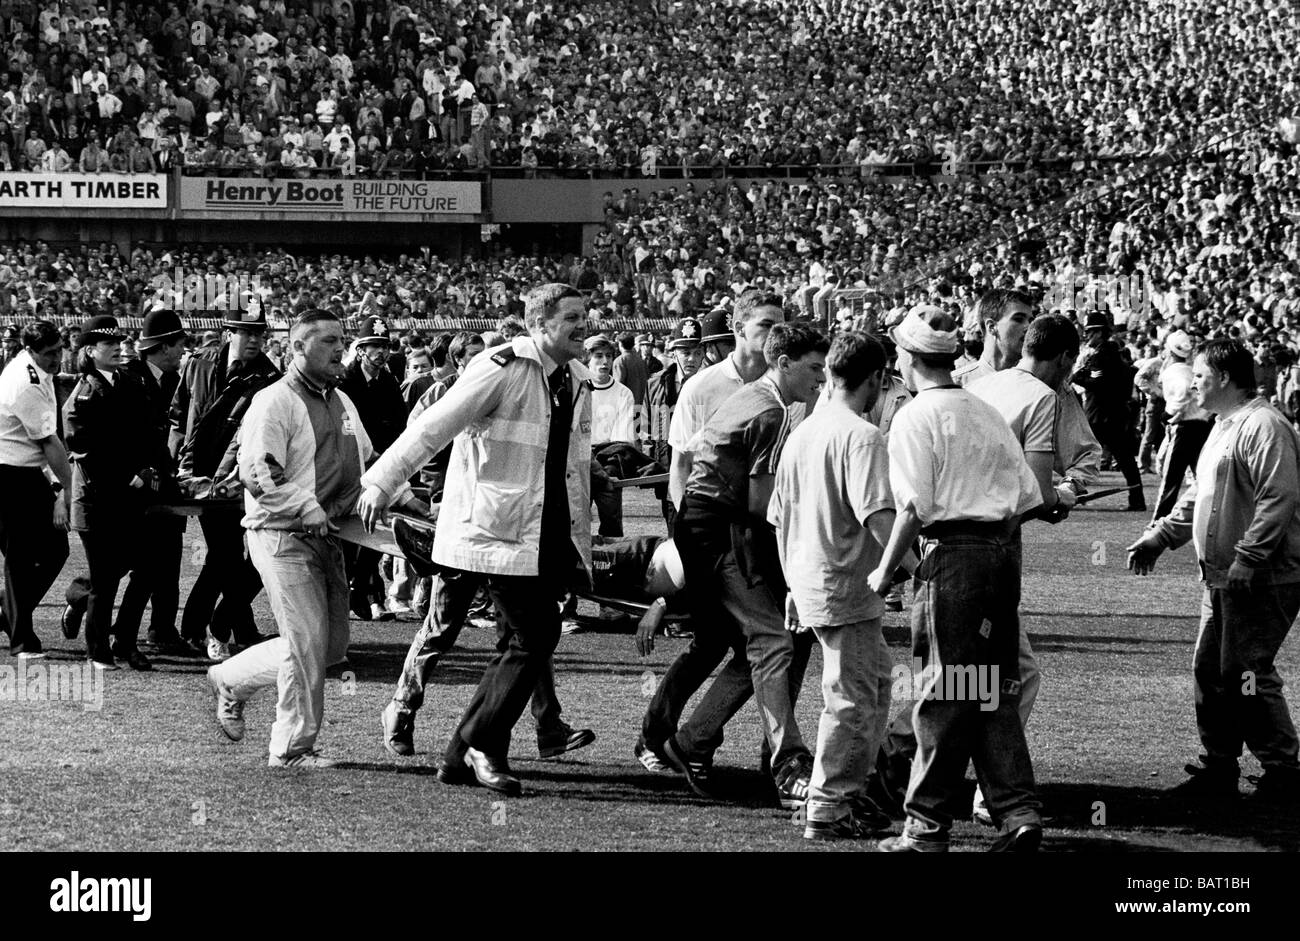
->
[363, 336, 594, 579]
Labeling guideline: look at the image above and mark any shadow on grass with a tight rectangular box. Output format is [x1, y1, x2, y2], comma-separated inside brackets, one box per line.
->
[1039, 781, 1300, 852]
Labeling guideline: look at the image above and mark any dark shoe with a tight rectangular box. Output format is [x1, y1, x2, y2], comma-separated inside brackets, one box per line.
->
[464, 747, 522, 796]
[350, 593, 372, 621]
[1128, 499, 1148, 512]
[1249, 767, 1300, 802]
[122, 649, 153, 672]
[435, 755, 474, 786]
[878, 833, 949, 853]
[805, 806, 892, 841]
[988, 823, 1043, 852]
[151, 637, 197, 657]
[848, 795, 893, 832]
[1171, 757, 1240, 797]
[662, 737, 717, 799]
[381, 701, 415, 757]
[61, 603, 84, 640]
[537, 726, 596, 759]
[88, 656, 119, 671]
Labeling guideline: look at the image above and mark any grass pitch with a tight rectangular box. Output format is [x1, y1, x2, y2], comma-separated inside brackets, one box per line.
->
[1, 475, 1297, 852]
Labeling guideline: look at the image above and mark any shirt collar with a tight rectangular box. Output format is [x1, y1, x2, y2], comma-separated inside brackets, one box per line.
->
[1215, 395, 1258, 427]
[289, 362, 330, 399]
[147, 360, 164, 382]
[96, 368, 115, 386]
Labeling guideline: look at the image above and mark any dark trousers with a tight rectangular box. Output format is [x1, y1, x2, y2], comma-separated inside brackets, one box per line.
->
[346, 545, 386, 604]
[116, 514, 186, 644]
[180, 508, 263, 644]
[902, 533, 1040, 838]
[1155, 419, 1212, 520]
[0, 466, 69, 654]
[392, 566, 565, 731]
[72, 529, 144, 662]
[442, 572, 565, 762]
[1195, 584, 1300, 771]
[1139, 396, 1166, 468]
[591, 460, 624, 537]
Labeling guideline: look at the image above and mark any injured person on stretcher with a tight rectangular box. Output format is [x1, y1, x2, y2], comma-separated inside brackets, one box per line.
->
[370, 511, 690, 652]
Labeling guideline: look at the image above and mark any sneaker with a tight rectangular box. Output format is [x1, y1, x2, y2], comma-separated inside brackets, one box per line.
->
[381, 701, 415, 757]
[877, 832, 950, 853]
[208, 667, 245, 742]
[206, 636, 231, 662]
[89, 657, 119, 671]
[468, 614, 497, 631]
[662, 737, 717, 799]
[988, 822, 1043, 852]
[774, 757, 813, 811]
[538, 726, 596, 759]
[370, 602, 395, 622]
[634, 741, 674, 774]
[804, 807, 892, 841]
[268, 750, 338, 769]
[560, 618, 584, 635]
[16, 650, 47, 660]
[386, 599, 414, 618]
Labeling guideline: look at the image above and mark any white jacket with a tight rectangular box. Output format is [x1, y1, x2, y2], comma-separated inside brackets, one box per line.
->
[362, 336, 594, 579]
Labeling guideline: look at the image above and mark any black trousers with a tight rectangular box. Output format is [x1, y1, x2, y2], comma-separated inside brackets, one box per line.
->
[1154, 419, 1212, 520]
[1093, 419, 1144, 498]
[345, 544, 386, 604]
[180, 508, 263, 644]
[0, 466, 69, 654]
[72, 529, 143, 662]
[117, 513, 186, 643]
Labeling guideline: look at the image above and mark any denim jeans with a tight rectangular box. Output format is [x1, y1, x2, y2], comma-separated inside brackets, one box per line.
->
[807, 619, 892, 823]
[215, 530, 350, 760]
[392, 566, 564, 735]
[902, 533, 1041, 841]
[1194, 583, 1300, 770]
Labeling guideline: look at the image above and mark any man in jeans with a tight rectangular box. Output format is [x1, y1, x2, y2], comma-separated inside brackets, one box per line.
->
[770, 332, 911, 840]
[1152, 330, 1212, 520]
[206, 311, 424, 767]
[868, 305, 1044, 852]
[1128, 339, 1300, 800]
[645, 322, 828, 809]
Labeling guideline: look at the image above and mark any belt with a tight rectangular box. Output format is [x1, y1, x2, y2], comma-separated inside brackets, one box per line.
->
[919, 519, 1017, 540]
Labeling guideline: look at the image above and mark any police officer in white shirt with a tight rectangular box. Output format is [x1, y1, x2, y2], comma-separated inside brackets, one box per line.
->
[0, 321, 72, 659]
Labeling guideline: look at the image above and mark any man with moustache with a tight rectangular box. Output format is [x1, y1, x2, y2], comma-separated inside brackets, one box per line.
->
[358, 284, 595, 797]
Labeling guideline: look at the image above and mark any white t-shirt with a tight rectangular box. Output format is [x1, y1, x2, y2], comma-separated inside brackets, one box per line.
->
[888, 386, 1041, 525]
[590, 378, 636, 445]
[770, 400, 893, 626]
[967, 367, 1058, 454]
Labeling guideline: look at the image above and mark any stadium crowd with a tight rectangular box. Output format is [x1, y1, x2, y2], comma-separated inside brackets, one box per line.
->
[0, 0, 1295, 175]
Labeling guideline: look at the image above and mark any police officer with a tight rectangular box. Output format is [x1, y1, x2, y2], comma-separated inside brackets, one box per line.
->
[170, 303, 280, 659]
[1072, 310, 1145, 509]
[1, 325, 23, 371]
[116, 311, 192, 655]
[646, 316, 705, 531]
[63, 315, 159, 671]
[699, 307, 736, 366]
[358, 283, 595, 797]
[340, 315, 406, 621]
[0, 321, 72, 659]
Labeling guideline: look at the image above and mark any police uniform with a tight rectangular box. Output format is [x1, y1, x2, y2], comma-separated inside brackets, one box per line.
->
[0, 343, 70, 656]
[339, 316, 407, 619]
[63, 316, 157, 669]
[115, 311, 190, 653]
[646, 317, 703, 530]
[171, 306, 280, 652]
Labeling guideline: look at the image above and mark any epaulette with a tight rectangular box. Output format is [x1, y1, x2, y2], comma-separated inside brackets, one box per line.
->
[490, 348, 517, 367]
[26, 364, 40, 385]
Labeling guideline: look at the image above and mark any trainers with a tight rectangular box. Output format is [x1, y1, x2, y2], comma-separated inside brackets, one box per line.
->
[206, 636, 230, 662]
[805, 807, 892, 841]
[386, 599, 414, 618]
[560, 618, 584, 635]
[370, 602, 394, 622]
[775, 757, 813, 811]
[988, 822, 1043, 852]
[16, 650, 47, 660]
[634, 741, 674, 774]
[381, 701, 415, 757]
[1170, 757, 1239, 797]
[268, 750, 337, 769]
[662, 737, 717, 799]
[877, 832, 950, 853]
[208, 667, 245, 742]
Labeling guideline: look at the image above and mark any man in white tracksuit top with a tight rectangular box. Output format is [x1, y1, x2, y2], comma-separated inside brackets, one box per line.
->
[206, 311, 416, 767]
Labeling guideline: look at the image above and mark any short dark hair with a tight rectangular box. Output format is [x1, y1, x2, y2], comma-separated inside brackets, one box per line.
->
[764, 322, 829, 366]
[21, 320, 61, 352]
[617, 331, 635, 351]
[290, 309, 339, 340]
[734, 289, 785, 327]
[971, 288, 1033, 331]
[1197, 339, 1256, 392]
[1022, 314, 1080, 361]
[827, 331, 886, 390]
[523, 283, 583, 329]
[449, 330, 483, 363]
